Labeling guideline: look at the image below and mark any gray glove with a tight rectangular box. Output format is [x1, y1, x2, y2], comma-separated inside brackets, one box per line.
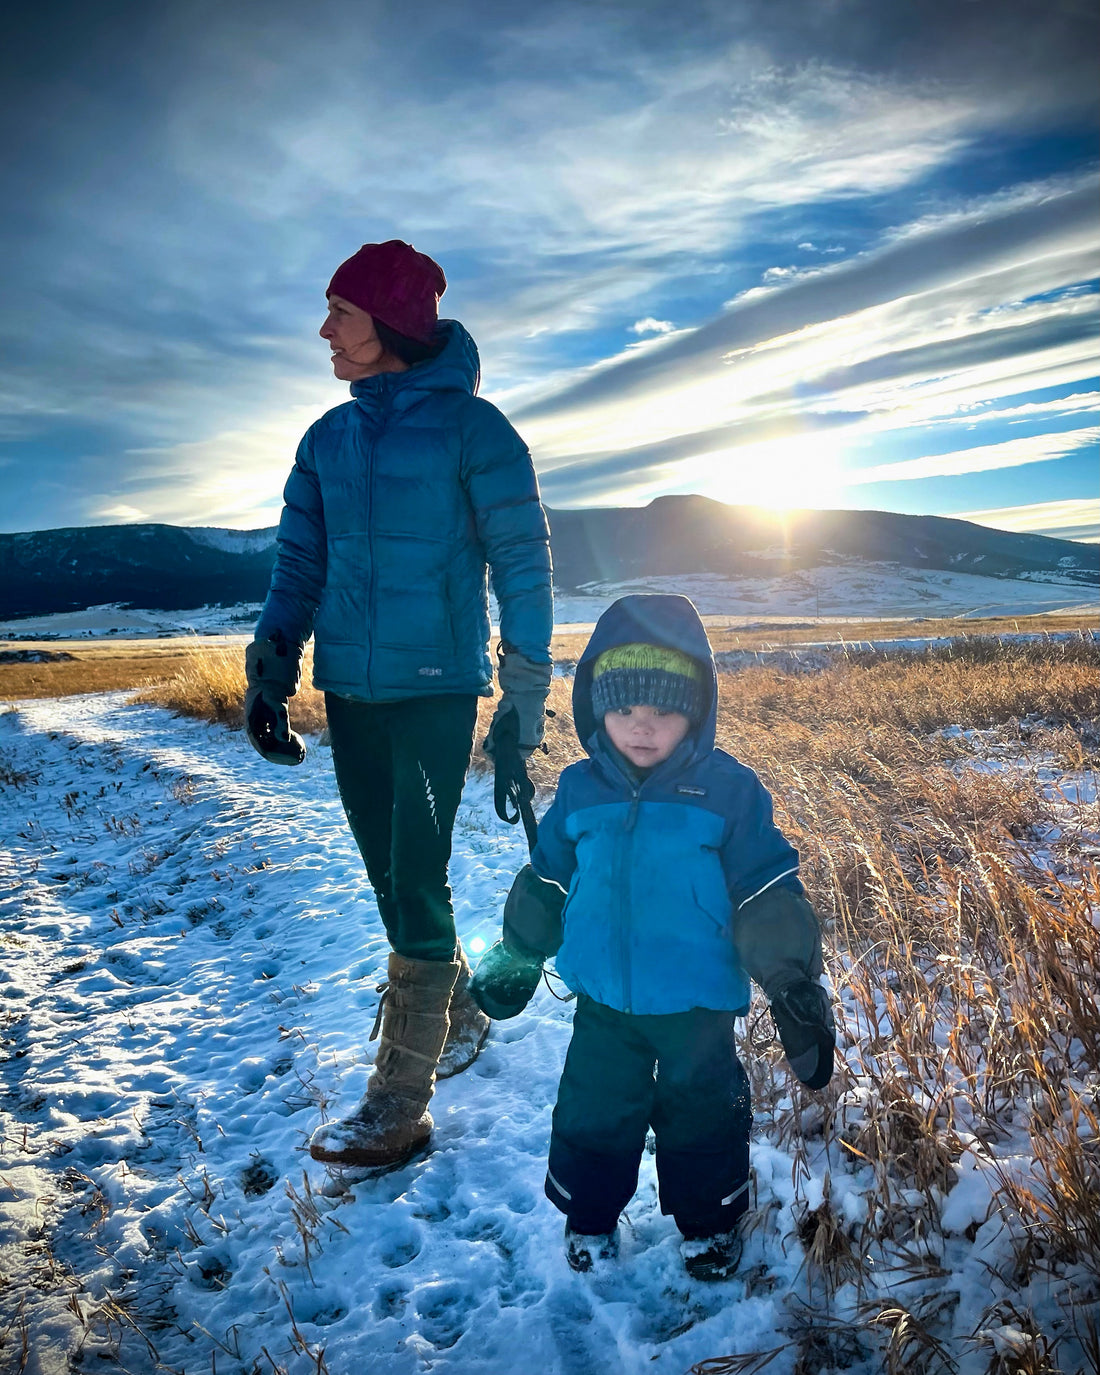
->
[244, 636, 307, 766]
[483, 642, 553, 759]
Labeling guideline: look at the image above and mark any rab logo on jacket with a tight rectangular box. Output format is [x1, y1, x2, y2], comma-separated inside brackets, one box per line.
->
[418, 666, 444, 676]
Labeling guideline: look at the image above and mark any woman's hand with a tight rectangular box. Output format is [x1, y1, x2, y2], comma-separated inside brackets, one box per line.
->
[483, 642, 552, 759]
[244, 637, 307, 766]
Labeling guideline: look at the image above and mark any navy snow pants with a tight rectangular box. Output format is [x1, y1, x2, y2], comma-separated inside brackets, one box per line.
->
[545, 995, 752, 1240]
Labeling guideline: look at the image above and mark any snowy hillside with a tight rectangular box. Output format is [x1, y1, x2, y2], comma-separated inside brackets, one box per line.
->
[1, 559, 1096, 641]
[548, 562, 1099, 622]
[2, 501, 1095, 622]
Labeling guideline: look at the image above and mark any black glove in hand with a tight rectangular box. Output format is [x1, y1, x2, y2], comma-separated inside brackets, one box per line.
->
[484, 643, 552, 759]
[768, 979, 836, 1089]
[244, 637, 306, 766]
[244, 686, 307, 766]
[469, 941, 543, 1020]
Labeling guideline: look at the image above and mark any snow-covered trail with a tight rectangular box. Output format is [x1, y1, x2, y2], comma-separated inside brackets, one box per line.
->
[0, 695, 808, 1375]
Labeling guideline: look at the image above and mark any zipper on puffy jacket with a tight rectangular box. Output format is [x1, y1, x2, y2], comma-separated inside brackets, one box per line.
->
[363, 384, 392, 698]
[365, 428, 376, 697]
[618, 784, 642, 1013]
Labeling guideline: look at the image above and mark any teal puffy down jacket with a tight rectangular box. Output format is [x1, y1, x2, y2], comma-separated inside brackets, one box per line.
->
[256, 320, 553, 700]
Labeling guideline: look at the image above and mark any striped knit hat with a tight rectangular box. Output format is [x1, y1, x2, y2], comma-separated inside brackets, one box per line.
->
[590, 643, 706, 724]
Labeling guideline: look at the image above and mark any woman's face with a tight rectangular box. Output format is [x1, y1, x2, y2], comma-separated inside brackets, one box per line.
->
[320, 294, 402, 380]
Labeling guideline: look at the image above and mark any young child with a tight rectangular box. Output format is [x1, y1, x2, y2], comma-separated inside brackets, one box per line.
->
[471, 593, 835, 1281]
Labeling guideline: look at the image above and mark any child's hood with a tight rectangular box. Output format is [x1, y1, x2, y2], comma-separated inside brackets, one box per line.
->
[573, 593, 718, 760]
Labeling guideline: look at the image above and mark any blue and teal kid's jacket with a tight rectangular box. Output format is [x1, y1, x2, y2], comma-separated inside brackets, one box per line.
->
[256, 320, 552, 700]
[531, 594, 801, 1017]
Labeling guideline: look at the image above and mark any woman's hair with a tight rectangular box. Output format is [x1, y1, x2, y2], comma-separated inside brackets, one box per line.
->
[375, 319, 442, 366]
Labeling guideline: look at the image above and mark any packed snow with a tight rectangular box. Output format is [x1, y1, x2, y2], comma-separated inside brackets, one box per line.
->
[1, 684, 1095, 1374]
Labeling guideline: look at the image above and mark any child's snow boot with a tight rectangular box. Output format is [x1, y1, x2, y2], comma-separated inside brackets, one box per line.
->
[681, 1230, 743, 1281]
[437, 941, 491, 1078]
[769, 978, 836, 1089]
[564, 1224, 620, 1273]
[309, 951, 460, 1171]
[469, 940, 543, 1020]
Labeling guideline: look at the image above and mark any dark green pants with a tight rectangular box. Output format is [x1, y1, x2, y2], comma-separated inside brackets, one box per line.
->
[546, 996, 752, 1239]
[325, 693, 478, 962]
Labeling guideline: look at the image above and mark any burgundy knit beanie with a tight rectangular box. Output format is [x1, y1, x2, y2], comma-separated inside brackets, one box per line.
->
[327, 240, 447, 345]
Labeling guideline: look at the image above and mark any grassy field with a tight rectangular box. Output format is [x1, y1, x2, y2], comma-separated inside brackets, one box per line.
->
[1, 611, 1095, 702]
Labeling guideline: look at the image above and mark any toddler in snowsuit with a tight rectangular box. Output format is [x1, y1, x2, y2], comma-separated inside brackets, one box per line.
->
[471, 593, 834, 1280]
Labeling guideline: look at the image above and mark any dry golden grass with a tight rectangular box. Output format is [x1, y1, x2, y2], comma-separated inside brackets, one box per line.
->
[0, 646, 206, 700]
[126, 626, 1098, 775]
[3, 609, 1093, 700]
[688, 640, 1098, 1373]
[547, 610, 1099, 664]
[704, 609, 1098, 651]
[127, 641, 291, 728]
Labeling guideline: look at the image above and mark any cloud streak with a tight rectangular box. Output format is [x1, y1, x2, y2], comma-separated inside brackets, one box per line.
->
[845, 427, 1100, 486]
[511, 177, 1098, 516]
[954, 496, 1100, 543]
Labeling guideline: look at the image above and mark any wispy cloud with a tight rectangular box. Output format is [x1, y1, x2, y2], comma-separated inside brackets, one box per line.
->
[918, 390, 1100, 428]
[954, 496, 1100, 543]
[517, 175, 1097, 434]
[845, 427, 1100, 486]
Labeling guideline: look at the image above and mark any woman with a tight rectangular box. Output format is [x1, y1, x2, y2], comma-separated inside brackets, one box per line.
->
[244, 239, 554, 1172]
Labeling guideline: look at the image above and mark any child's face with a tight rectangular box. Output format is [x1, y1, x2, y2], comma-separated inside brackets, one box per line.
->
[603, 704, 691, 769]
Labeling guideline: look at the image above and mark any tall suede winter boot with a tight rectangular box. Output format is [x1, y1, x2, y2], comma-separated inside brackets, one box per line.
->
[437, 942, 491, 1079]
[309, 951, 460, 1171]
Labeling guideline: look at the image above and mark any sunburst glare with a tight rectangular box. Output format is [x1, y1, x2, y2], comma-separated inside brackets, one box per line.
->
[686, 433, 846, 510]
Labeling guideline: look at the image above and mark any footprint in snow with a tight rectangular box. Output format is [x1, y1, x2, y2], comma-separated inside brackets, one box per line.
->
[372, 1281, 409, 1321]
[545, 1283, 618, 1375]
[413, 1279, 473, 1350]
[379, 1220, 424, 1268]
[240, 1158, 278, 1196]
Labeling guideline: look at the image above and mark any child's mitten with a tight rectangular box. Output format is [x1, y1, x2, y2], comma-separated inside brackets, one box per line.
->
[768, 979, 835, 1089]
[469, 942, 543, 1020]
[503, 863, 565, 958]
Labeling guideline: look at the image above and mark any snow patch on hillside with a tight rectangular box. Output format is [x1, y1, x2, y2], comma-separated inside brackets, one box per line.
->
[549, 562, 1098, 622]
[185, 527, 277, 554]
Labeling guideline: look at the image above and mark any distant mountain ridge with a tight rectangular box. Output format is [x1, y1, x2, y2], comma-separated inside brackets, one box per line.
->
[0, 495, 1095, 619]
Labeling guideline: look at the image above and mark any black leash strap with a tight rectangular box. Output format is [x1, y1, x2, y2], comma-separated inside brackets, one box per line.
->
[492, 708, 539, 853]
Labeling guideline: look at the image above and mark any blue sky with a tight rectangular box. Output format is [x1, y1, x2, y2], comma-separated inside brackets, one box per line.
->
[1, 0, 1097, 540]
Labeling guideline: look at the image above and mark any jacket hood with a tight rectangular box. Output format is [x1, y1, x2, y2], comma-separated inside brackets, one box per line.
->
[350, 319, 480, 412]
[573, 593, 718, 760]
